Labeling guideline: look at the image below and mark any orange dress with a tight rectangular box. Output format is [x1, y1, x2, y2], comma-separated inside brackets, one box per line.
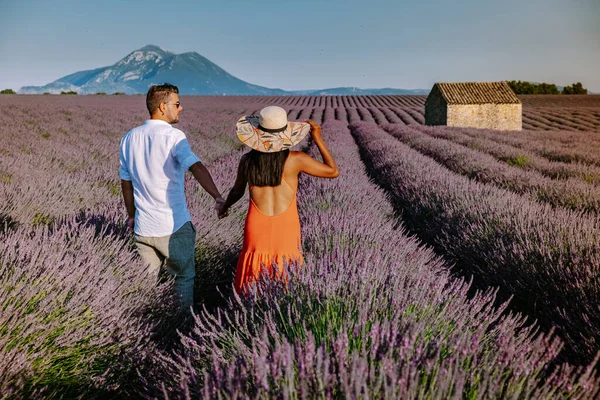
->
[234, 176, 303, 295]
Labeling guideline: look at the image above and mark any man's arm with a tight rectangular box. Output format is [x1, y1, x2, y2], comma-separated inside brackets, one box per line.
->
[189, 162, 224, 202]
[121, 179, 136, 230]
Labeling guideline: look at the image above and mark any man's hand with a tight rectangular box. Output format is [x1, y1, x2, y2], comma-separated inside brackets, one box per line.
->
[121, 180, 136, 231]
[126, 216, 135, 231]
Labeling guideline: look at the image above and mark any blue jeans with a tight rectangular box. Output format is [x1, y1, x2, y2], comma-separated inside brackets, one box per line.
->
[134, 221, 196, 312]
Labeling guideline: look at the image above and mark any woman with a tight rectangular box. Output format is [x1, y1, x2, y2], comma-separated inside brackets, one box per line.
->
[219, 106, 339, 295]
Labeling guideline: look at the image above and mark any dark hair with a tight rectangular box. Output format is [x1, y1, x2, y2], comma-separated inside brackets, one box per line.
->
[146, 83, 179, 115]
[244, 149, 290, 187]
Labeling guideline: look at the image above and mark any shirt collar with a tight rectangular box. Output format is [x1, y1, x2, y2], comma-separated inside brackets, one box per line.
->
[145, 119, 172, 126]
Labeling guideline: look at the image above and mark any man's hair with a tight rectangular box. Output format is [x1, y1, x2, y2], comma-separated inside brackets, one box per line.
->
[146, 83, 179, 115]
[244, 149, 290, 187]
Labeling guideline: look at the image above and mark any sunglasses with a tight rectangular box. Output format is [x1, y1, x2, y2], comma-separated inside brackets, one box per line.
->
[165, 101, 181, 108]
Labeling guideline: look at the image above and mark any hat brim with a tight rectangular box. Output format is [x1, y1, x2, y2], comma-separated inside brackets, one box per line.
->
[236, 115, 311, 153]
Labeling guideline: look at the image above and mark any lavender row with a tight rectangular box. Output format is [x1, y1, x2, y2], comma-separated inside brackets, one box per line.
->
[147, 121, 600, 398]
[414, 125, 600, 185]
[212, 95, 428, 108]
[242, 105, 427, 126]
[350, 121, 600, 363]
[519, 95, 600, 108]
[0, 213, 178, 397]
[452, 122, 600, 166]
[523, 110, 600, 132]
[382, 124, 600, 214]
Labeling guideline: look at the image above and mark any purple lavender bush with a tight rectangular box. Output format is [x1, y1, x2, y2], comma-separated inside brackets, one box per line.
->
[322, 107, 336, 124]
[379, 107, 403, 124]
[390, 107, 421, 125]
[144, 121, 600, 399]
[351, 121, 600, 363]
[368, 107, 390, 125]
[382, 124, 600, 213]
[0, 216, 176, 397]
[452, 122, 600, 166]
[404, 107, 425, 124]
[416, 125, 600, 185]
[347, 108, 361, 124]
[356, 107, 375, 123]
[334, 107, 347, 123]
[2, 95, 600, 397]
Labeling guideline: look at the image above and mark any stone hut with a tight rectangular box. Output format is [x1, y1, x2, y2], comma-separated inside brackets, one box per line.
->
[425, 82, 522, 130]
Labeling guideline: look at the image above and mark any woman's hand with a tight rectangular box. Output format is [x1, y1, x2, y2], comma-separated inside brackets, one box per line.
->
[306, 120, 322, 139]
[215, 197, 228, 219]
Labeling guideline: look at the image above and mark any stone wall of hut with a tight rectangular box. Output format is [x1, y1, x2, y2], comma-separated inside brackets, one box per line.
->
[424, 87, 447, 126]
[447, 104, 522, 130]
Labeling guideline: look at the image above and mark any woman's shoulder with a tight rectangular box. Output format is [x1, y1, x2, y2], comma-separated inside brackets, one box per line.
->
[286, 150, 307, 164]
[284, 151, 309, 174]
[288, 150, 308, 159]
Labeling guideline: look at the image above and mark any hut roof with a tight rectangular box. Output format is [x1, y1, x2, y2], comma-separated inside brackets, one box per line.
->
[434, 82, 521, 105]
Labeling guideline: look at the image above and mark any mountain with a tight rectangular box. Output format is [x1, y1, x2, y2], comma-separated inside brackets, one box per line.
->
[20, 45, 287, 95]
[19, 45, 429, 95]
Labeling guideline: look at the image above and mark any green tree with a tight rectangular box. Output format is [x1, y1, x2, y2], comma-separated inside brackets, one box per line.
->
[0, 89, 16, 94]
[537, 82, 560, 94]
[508, 80, 535, 94]
[508, 80, 578, 95]
[562, 82, 588, 95]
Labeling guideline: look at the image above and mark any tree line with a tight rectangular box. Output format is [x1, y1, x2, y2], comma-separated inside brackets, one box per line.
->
[507, 80, 588, 95]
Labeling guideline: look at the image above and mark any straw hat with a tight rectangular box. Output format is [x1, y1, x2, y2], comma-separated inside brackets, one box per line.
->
[236, 106, 311, 152]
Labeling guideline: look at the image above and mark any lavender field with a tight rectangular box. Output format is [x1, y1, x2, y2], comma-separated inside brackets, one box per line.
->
[1, 94, 600, 398]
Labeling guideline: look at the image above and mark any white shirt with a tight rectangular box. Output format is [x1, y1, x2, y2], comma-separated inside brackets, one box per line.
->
[119, 119, 201, 236]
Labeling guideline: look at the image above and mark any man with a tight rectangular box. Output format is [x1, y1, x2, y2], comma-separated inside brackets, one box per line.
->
[119, 83, 224, 312]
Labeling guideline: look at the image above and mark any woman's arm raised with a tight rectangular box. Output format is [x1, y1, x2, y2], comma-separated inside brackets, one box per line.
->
[290, 120, 339, 179]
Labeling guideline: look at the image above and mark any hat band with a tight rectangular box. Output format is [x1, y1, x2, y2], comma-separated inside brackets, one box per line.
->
[259, 124, 287, 133]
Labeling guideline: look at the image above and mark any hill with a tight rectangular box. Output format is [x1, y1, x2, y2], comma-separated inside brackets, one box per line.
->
[18, 45, 428, 96]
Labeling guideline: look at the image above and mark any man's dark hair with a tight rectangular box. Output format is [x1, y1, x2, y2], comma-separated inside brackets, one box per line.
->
[146, 83, 179, 115]
[244, 149, 290, 187]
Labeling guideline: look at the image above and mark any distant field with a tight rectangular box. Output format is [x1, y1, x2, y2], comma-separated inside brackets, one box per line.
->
[2, 94, 600, 398]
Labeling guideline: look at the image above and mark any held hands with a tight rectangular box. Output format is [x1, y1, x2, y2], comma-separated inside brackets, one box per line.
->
[217, 203, 229, 219]
[215, 197, 228, 219]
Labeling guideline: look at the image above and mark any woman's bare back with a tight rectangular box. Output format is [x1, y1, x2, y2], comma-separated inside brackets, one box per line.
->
[249, 154, 299, 216]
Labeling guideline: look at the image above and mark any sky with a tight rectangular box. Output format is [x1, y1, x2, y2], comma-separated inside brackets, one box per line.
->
[1, 0, 599, 92]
